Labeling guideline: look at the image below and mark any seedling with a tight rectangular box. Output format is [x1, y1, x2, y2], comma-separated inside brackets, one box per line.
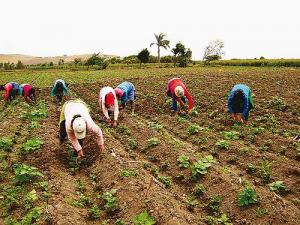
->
[20, 138, 43, 155]
[120, 169, 139, 177]
[267, 96, 288, 111]
[206, 213, 232, 225]
[13, 164, 44, 185]
[89, 205, 101, 219]
[187, 124, 202, 135]
[24, 189, 38, 211]
[207, 195, 222, 213]
[185, 197, 198, 211]
[246, 163, 256, 174]
[116, 125, 131, 135]
[0, 138, 13, 151]
[193, 183, 206, 196]
[237, 186, 258, 206]
[75, 179, 86, 192]
[258, 160, 272, 183]
[148, 121, 163, 130]
[191, 155, 215, 180]
[268, 181, 289, 194]
[1, 186, 21, 211]
[190, 108, 199, 117]
[223, 131, 239, 140]
[157, 175, 172, 188]
[255, 207, 268, 218]
[132, 211, 156, 225]
[215, 140, 229, 150]
[128, 138, 138, 150]
[73, 193, 92, 208]
[177, 155, 190, 168]
[147, 138, 160, 148]
[101, 189, 118, 212]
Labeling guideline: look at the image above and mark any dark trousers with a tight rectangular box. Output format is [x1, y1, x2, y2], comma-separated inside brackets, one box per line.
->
[59, 120, 84, 155]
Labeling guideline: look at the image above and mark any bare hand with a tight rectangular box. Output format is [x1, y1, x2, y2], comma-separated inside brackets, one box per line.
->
[99, 144, 104, 153]
[77, 149, 84, 158]
[113, 121, 117, 127]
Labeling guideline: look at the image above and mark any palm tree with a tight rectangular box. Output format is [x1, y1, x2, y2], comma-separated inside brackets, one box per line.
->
[150, 33, 170, 66]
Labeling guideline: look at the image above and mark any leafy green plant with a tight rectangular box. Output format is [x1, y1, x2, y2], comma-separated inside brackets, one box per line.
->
[1, 186, 21, 211]
[116, 125, 131, 135]
[75, 179, 86, 192]
[187, 124, 202, 135]
[147, 138, 160, 148]
[190, 108, 199, 117]
[20, 138, 43, 155]
[246, 163, 256, 174]
[255, 207, 268, 218]
[258, 160, 272, 183]
[157, 175, 172, 188]
[89, 205, 101, 219]
[223, 131, 239, 140]
[177, 155, 190, 168]
[128, 138, 138, 150]
[215, 140, 229, 150]
[29, 121, 41, 130]
[206, 213, 232, 225]
[185, 197, 198, 211]
[237, 186, 258, 206]
[193, 183, 206, 196]
[20, 102, 48, 121]
[21, 207, 42, 225]
[267, 96, 288, 111]
[268, 181, 289, 194]
[191, 155, 215, 179]
[73, 193, 92, 208]
[101, 189, 118, 212]
[148, 121, 163, 130]
[207, 195, 222, 212]
[24, 189, 38, 211]
[13, 164, 44, 185]
[133, 211, 156, 225]
[120, 169, 139, 177]
[0, 138, 13, 151]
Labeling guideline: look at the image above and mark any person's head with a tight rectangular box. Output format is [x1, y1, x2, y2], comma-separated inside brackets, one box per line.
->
[174, 86, 184, 98]
[114, 88, 124, 98]
[29, 88, 36, 102]
[0, 85, 4, 91]
[56, 82, 63, 92]
[105, 92, 115, 107]
[72, 115, 87, 140]
[232, 90, 244, 113]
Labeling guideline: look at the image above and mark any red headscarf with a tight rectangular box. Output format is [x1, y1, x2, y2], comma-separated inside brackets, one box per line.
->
[105, 92, 115, 106]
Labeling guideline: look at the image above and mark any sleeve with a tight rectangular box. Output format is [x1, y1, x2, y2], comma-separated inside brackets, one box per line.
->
[86, 117, 104, 146]
[242, 94, 249, 119]
[121, 91, 128, 104]
[101, 95, 110, 120]
[4, 89, 9, 101]
[67, 128, 83, 152]
[185, 89, 193, 110]
[227, 91, 234, 114]
[114, 97, 119, 121]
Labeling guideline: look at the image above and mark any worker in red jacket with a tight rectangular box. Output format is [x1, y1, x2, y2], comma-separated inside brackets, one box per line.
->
[19, 84, 36, 103]
[166, 78, 193, 114]
[0, 82, 19, 102]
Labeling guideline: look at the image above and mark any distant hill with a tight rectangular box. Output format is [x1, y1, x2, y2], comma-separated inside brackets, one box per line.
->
[0, 54, 119, 65]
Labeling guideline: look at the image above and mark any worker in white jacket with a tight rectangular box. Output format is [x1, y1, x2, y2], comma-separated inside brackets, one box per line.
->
[98, 86, 119, 127]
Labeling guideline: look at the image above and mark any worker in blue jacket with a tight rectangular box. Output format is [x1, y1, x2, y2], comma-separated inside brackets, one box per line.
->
[227, 84, 254, 123]
[114, 81, 136, 114]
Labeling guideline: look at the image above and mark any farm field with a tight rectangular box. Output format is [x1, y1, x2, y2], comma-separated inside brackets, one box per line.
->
[0, 66, 300, 225]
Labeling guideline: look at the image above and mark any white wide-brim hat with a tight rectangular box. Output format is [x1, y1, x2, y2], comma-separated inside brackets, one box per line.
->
[73, 117, 87, 139]
[175, 86, 184, 98]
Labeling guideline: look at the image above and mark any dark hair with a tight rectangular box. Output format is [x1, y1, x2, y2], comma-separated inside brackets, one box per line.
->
[0, 85, 4, 91]
[29, 88, 36, 101]
[71, 114, 82, 129]
[232, 90, 244, 113]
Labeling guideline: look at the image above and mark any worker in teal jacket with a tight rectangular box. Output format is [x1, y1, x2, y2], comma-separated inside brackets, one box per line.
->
[51, 79, 68, 102]
[227, 84, 254, 123]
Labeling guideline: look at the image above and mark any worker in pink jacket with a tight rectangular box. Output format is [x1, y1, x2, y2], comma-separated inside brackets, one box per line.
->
[59, 99, 104, 158]
[98, 86, 119, 127]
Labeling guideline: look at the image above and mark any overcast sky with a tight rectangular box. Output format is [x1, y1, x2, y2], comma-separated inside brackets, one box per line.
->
[0, 0, 299, 60]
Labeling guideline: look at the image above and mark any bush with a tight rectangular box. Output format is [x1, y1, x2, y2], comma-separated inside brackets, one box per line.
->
[237, 186, 258, 206]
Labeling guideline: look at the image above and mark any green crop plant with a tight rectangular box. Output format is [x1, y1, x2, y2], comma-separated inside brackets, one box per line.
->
[157, 175, 172, 188]
[268, 181, 290, 194]
[147, 138, 160, 148]
[267, 96, 288, 111]
[75, 179, 86, 193]
[133, 211, 156, 225]
[73, 193, 92, 208]
[29, 121, 41, 130]
[215, 140, 229, 150]
[258, 160, 272, 183]
[0, 138, 14, 151]
[207, 195, 222, 213]
[193, 183, 205, 196]
[116, 125, 131, 135]
[206, 213, 232, 225]
[177, 155, 190, 168]
[246, 163, 256, 174]
[128, 138, 138, 150]
[191, 155, 215, 180]
[237, 186, 258, 206]
[185, 197, 198, 211]
[148, 121, 163, 130]
[20, 138, 43, 155]
[20, 102, 48, 121]
[24, 189, 38, 211]
[101, 189, 118, 212]
[1, 186, 21, 212]
[255, 207, 268, 218]
[13, 164, 44, 185]
[223, 131, 239, 140]
[187, 124, 202, 135]
[120, 169, 139, 177]
[89, 205, 101, 219]
[116, 219, 127, 225]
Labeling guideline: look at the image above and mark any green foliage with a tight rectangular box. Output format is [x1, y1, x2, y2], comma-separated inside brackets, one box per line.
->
[258, 160, 272, 183]
[267, 96, 288, 111]
[133, 211, 156, 225]
[72, 194, 92, 208]
[21, 207, 42, 225]
[148, 121, 163, 130]
[193, 183, 206, 196]
[0, 138, 14, 151]
[20, 138, 43, 155]
[75, 179, 86, 192]
[207, 195, 222, 212]
[89, 205, 101, 219]
[185, 197, 198, 211]
[85, 53, 109, 69]
[24, 190, 38, 211]
[120, 170, 139, 177]
[215, 140, 229, 150]
[246, 163, 256, 174]
[255, 207, 268, 218]
[13, 164, 44, 185]
[157, 175, 172, 188]
[128, 138, 138, 150]
[147, 138, 160, 148]
[237, 186, 258, 206]
[187, 124, 202, 135]
[101, 189, 118, 212]
[223, 131, 239, 140]
[116, 125, 131, 135]
[20, 102, 48, 121]
[137, 48, 150, 64]
[191, 155, 215, 179]
[268, 181, 289, 194]
[206, 213, 232, 225]
[1, 186, 21, 211]
[177, 155, 190, 168]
